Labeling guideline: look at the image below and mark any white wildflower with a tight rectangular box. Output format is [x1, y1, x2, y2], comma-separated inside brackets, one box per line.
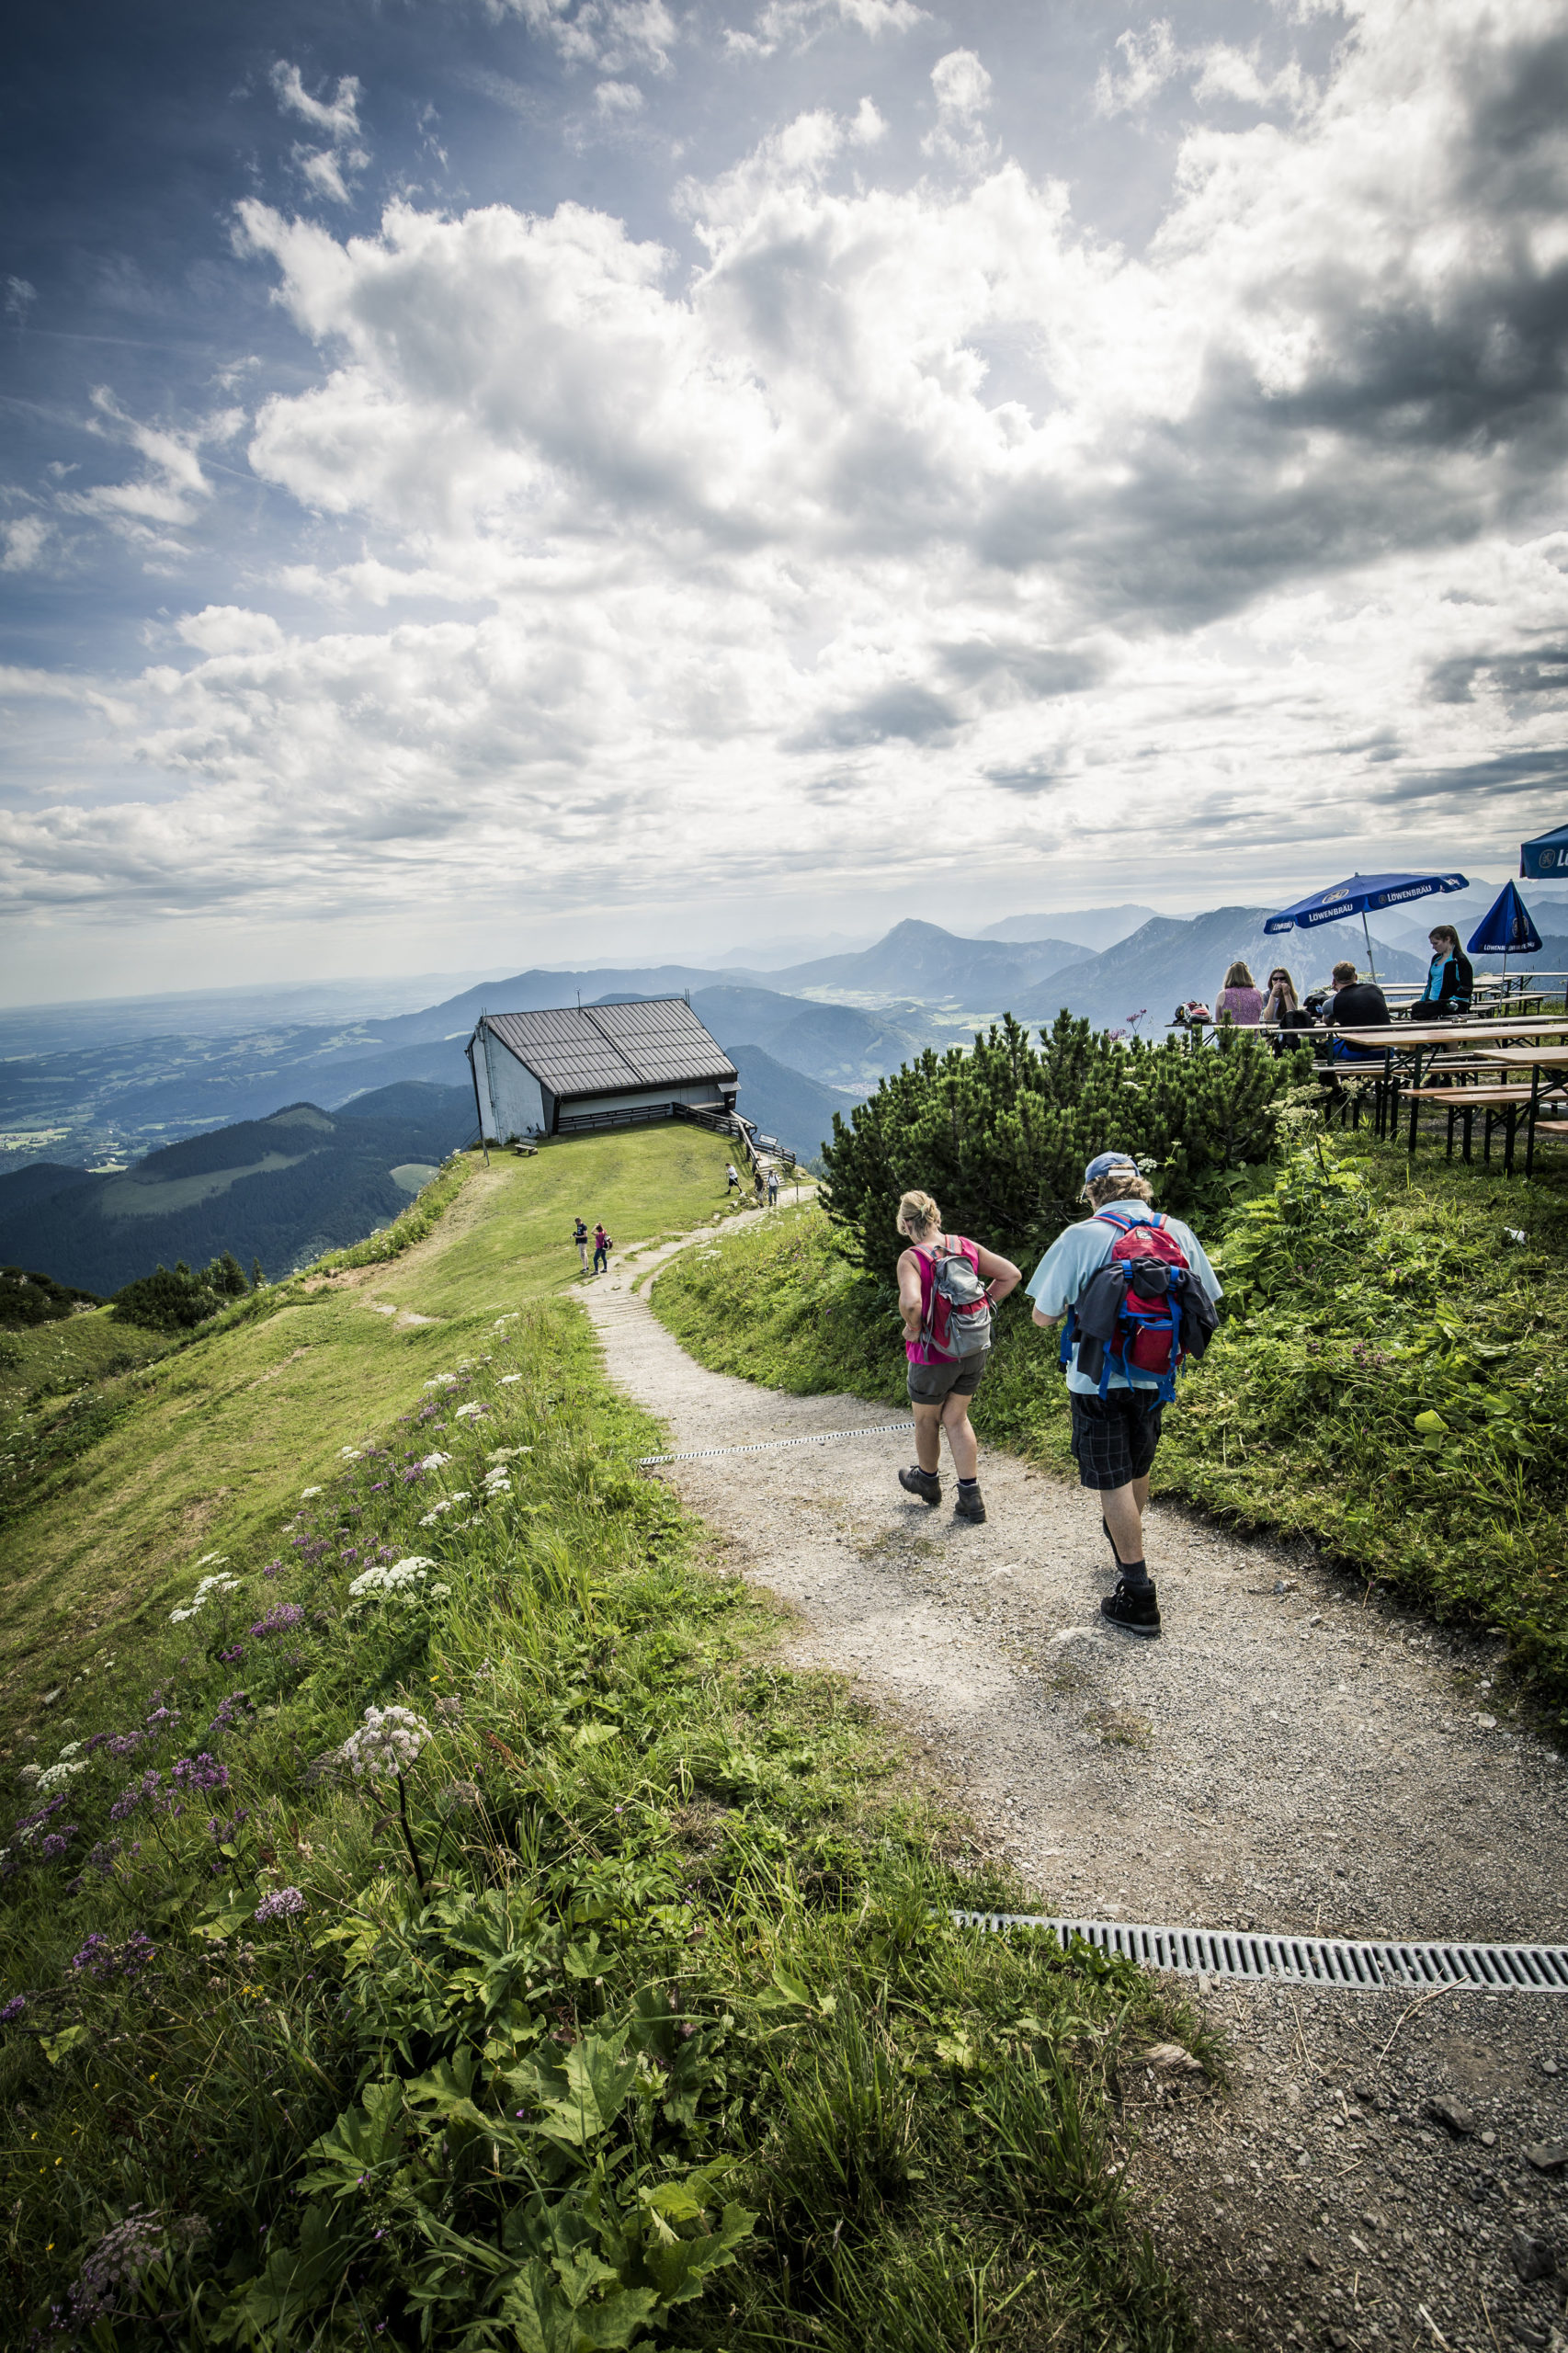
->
[300, 1484, 324, 1498]
[485, 1447, 530, 1463]
[35, 1758, 88, 1794]
[429, 1583, 452, 1599]
[339, 1446, 364, 1461]
[168, 1567, 241, 1624]
[493, 1314, 518, 1327]
[55, 1741, 83, 1761]
[420, 1451, 452, 1471]
[338, 1703, 431, 1779]
[196, 1552, 226, 1567]
[453, 1401, 486, 1420]
[423, 1374, 459, 1391]
[500, 1374, 523, 1385]
[16, 1764, 40, 1788]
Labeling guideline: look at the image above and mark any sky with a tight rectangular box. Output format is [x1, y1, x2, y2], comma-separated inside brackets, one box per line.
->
[3, 0, 1567, 1004]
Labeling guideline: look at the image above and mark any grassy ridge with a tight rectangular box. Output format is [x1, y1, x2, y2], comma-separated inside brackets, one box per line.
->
[0, 1131, 743, 1723]
[0, 1160, 1201, 2348]
[652, 1142, 1568, 1726]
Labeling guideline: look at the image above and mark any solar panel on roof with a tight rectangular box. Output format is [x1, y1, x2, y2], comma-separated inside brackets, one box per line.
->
[480, 998, 734, 1100]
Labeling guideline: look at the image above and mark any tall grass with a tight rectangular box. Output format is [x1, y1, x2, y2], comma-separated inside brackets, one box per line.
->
[0, 1303, 1200, 2348]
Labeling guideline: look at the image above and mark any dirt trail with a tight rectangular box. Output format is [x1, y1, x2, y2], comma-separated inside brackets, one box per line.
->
[582, 1225, 1568, 2353]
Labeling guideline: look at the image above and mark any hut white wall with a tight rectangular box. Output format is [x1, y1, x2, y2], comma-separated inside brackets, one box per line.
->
[473, 1028, 548, 1140]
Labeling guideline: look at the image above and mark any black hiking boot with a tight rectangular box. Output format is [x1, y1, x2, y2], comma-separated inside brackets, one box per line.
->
[1101, 1576, 1161, 1638]
[899, 1465, 941, 1506]
[953, 1483, 986, 1524]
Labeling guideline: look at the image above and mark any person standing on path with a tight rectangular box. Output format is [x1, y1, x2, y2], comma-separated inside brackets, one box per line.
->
[1027, 1153, 1221, 1638]
[895, 1191, 1021, 1526]
[573, 1217, 589, 1276]
[724, 1162, 740, 1194]
[767, 1165, 779, 1207]
[593, 1222, 611, 1275]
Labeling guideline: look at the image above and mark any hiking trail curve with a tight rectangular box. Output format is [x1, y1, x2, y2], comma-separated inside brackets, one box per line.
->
[580, 1218, 1568, 2353]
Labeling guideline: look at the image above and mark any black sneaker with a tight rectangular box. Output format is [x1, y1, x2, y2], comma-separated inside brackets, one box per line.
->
[899, 1465, 941, 1506]
[954, 1484, 986, 1524]
[1101, 1577, 1161, 1638]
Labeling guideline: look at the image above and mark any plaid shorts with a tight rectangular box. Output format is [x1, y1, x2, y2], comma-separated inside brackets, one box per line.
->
[1069, 1390, 1164, 1491]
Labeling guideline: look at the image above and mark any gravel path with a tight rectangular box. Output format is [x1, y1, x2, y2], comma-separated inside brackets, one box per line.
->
[580, 1225, 1568, 2353]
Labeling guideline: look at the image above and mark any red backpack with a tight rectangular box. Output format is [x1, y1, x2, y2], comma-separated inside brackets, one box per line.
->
[1095, 1209, 1191, 1396]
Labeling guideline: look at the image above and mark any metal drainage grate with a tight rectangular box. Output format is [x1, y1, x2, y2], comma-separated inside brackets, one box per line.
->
[638, 1422, 912, 1467]
[952, 1913, 1568, 1993]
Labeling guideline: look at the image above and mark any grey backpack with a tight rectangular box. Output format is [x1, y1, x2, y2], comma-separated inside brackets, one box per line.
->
[921, 1241, 992, 1357]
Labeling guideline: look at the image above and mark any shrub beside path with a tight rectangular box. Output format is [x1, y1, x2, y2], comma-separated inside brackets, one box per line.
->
[584, 1221, 1568, 2353]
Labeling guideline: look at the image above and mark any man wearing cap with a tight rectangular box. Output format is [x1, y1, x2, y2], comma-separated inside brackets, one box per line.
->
[1025, 1153, 1221, 1638]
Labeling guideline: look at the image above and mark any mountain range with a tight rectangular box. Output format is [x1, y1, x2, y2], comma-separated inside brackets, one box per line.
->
[0, 1082, 473, 1300]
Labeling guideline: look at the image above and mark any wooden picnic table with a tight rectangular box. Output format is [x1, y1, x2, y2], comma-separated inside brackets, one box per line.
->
[1313, 1018, 1568, 1153]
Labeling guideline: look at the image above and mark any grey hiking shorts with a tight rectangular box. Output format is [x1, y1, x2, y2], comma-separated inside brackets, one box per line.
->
[907, 1350, 990, 1405]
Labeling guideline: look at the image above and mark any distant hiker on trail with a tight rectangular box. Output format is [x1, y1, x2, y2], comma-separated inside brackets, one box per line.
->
[767, 1165, 779, 1207]
[895, 1191, 1021, 1528]
[573, 1217, 589, 1275]
[724, 1162, 740, 1193]
[1027, 1154, 1220, 1639]
[1324, 960, 1391, 1059]
[754, 1166, 766, 1206]
[1216, 961, 1264, 1024]
[1410, 923, 1473, 1019]
[593, 1222, 611, 1275]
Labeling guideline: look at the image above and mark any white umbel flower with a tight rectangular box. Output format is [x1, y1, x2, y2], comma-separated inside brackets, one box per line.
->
[338, 1704, 431, 1779]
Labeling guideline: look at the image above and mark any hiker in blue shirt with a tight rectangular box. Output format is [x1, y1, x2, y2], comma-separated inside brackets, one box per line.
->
[1027, 1153, 1221, 1639]
[1409, 922, 1472, 1019]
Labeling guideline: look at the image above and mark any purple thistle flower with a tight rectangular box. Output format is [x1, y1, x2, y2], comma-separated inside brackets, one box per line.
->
[106, 1729, 147, 1760]
[249, 1602, 304, 1638]
[172, 1754, 230, 1795]
[41, 1829, 76, 1861]
[219, 1644, 244, 1664]
[0, 1995, 26, 2023]
[255, 1886, 307, 1924]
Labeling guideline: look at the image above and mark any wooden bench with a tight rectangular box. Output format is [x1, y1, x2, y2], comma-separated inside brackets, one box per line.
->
[1403, 1084, 1568, 1170]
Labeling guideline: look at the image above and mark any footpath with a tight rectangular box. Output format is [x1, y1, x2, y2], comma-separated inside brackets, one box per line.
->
[580, 1220, 1568, 2353]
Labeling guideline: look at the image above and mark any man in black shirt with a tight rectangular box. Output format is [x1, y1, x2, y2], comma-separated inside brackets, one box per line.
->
[1325, 960, 1390, 1059]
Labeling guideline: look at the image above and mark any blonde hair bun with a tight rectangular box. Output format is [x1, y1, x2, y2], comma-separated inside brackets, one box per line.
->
[896, 1189, 940, 1240]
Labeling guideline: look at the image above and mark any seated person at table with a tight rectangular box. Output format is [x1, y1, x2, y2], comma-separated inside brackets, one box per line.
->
[1216, 960, 1264, 1024]
[1325, 961, 1390, 1058]
[1407, 923, 1473, 1019]
[1261, 966, 1312, 1029]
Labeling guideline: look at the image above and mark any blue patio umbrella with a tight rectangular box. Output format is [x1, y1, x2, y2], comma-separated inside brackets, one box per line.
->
[1264, 870, 1470, 983]
[1521, 821, 1568, 880]
[1467, 881, 1541, 975]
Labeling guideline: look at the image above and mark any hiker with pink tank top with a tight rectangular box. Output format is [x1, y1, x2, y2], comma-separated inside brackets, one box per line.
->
[893, 1189, 1021, 1525]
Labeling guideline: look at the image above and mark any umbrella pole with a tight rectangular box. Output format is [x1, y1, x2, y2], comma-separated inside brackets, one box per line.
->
[1361, 908, 1379, 984]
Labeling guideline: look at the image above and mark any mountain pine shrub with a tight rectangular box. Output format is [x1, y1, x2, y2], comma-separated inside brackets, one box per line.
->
[822, 1012, 1309, 1276]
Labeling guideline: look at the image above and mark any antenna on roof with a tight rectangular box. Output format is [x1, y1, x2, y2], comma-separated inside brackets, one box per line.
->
[576, 990, 581, 1008]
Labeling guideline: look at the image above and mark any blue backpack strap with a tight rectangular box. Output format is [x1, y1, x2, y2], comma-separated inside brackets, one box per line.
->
[1059, 1305, 1076, 1369]
[1096, 1207, 1135, 1233]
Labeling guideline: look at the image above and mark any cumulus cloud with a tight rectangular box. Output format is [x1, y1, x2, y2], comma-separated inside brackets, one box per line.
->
[1, 515, 50, 572]
[272, 59, 369, 206]
[14, 0, 1568, 927]
[726, 0, 926, 60]
[488, 0, 677, 75]
[1095, 19, 1180, 117]
[922, 48, 995, 167]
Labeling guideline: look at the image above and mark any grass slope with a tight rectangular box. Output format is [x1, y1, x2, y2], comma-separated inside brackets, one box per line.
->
[652, 1141, 1568, 1728]
[0, 1127, 1199, 2350]
[0, 1130, 741, 1722]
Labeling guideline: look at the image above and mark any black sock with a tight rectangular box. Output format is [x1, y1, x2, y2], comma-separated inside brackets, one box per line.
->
[958, 1476, 979, 1492]
[1119, 1558, 1152, 1588]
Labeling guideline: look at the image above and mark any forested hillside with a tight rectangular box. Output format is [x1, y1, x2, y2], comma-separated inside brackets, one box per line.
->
[0, 1083, 472, 1296]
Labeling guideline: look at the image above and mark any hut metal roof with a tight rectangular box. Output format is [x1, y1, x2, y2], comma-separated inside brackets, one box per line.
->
[478, 999, 736, 1100]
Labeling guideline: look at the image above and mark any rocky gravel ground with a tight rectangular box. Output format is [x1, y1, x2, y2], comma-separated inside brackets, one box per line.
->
[581, 1227, 1568, 2351]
